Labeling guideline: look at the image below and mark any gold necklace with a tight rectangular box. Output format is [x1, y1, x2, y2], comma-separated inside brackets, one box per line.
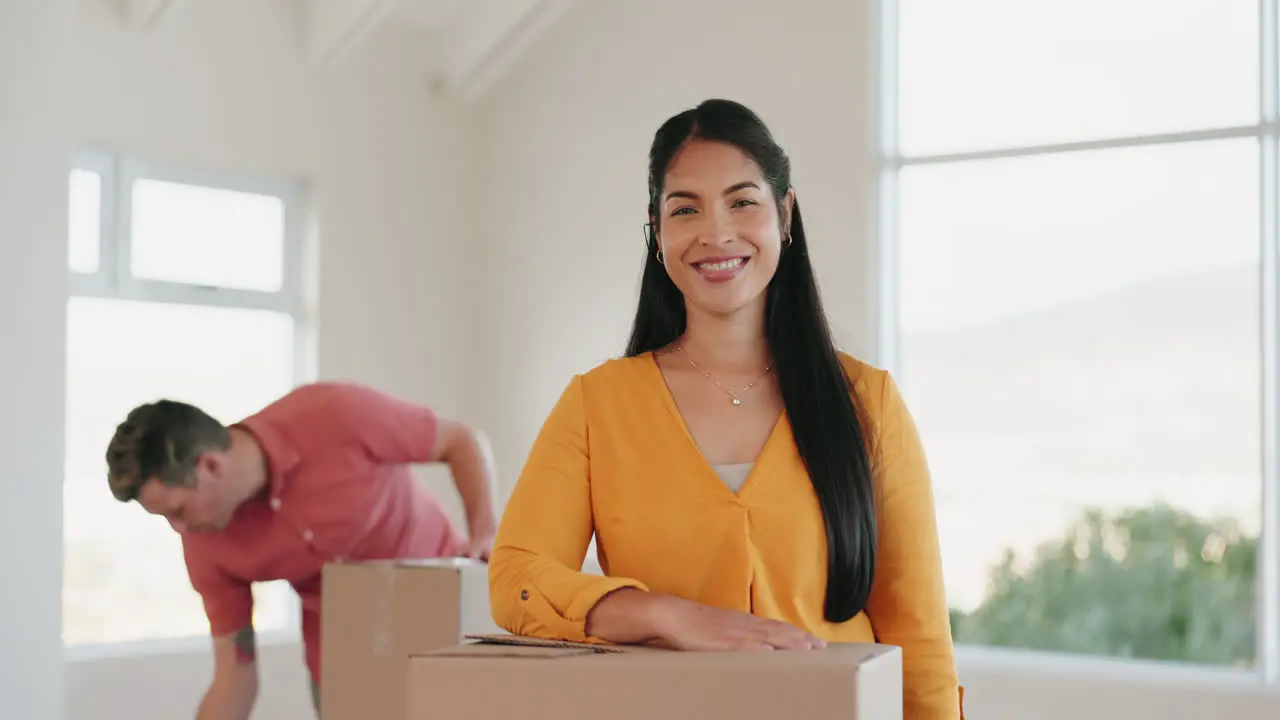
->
[674, 345, 773, 407]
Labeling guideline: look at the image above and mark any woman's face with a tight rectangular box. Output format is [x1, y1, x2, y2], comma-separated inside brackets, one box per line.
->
[654, 139, 792, 319]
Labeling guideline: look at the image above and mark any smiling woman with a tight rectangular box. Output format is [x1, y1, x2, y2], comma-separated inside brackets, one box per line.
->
[489, 99, 963, 719]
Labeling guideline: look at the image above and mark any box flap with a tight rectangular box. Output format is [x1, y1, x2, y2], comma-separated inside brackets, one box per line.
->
[462, 633, 624, 653]
[391, 557, 486, 569]
[425, 643, 600, 659]
[328, 557, 486, 571]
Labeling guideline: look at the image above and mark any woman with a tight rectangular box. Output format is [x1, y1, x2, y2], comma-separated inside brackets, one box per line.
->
[489, 99, 962, 719]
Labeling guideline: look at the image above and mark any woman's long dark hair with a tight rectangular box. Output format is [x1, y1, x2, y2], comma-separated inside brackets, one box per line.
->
[625, 99, 876, 624]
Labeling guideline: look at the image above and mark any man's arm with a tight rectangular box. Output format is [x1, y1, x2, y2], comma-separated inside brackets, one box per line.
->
[183, 539, 257, 719]
[316, 383, 499, 554]
[432, 418, 499, 556]
[195, 625, 258, 720]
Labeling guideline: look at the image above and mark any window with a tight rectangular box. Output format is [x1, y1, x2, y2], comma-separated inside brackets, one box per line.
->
[63, 152, 312, 649]
[879, 0, 1278, 678]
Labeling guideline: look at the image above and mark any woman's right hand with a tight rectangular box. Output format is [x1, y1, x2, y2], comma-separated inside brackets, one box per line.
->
[586, 588, 826, 650]
[648, 594, 827, 651]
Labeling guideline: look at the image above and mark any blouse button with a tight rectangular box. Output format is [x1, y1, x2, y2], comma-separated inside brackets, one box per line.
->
[520, 590, 529, 601]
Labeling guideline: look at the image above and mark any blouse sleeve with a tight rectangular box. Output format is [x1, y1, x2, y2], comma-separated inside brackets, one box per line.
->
[862, 370, 963, 720]
[488, 375, 648, 642]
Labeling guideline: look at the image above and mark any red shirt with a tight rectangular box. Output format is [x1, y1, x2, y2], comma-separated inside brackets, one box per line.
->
[180, 382, 463, 680]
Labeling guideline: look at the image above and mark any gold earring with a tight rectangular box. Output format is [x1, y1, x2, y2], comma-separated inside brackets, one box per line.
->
[656, 247, 665, 264]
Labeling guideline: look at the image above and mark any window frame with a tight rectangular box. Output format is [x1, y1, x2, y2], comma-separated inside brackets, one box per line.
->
[62, 147, 313, 660]
[873, 0, 1280, 686]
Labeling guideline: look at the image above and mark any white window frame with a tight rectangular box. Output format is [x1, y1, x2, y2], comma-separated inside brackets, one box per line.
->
[873, 0, 1280, 688]
[63, 147, 313, 661]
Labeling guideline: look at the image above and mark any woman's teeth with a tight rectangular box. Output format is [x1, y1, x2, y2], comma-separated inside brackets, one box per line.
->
[696, 258, 745, 271]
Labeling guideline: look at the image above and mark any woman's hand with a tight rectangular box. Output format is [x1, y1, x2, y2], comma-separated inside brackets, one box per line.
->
[649, 594, 827, 651]
[585, 588, 825, 651]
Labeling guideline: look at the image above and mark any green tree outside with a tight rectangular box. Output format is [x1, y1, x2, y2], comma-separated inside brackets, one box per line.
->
[950, 503, 1257, 667]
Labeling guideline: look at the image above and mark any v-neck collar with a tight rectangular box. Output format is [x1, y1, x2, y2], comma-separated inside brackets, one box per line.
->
[643, 352, 788, 499]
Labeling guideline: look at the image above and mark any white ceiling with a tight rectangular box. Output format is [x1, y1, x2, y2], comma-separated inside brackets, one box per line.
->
[115, 0, 577, 102]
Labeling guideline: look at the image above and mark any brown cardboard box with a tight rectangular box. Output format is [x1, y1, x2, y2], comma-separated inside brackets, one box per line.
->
[320, 558, 499, 720]
[406, 634, 903, 720]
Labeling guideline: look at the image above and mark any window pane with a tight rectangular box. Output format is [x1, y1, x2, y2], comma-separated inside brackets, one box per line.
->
[69, 169, 101, 274]
[898, 139, 1261, 666]
[63, 297, 297, 646]
[898, 0, 1259, 156]
[130, 179, 286, 292]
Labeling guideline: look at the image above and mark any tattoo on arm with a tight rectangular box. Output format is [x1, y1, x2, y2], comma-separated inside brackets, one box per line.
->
[233, 625, 257, 665]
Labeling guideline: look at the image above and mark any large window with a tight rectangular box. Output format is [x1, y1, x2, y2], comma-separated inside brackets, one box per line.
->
[63, 152, 312, 649]
[880, 0, 1278, 678]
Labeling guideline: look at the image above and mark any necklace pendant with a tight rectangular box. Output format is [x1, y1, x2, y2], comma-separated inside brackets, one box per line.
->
[731, 398, 742, 406]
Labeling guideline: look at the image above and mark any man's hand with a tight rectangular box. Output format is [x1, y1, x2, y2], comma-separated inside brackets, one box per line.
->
[458, 532, 495, 562]
[196, 625, 259, 719]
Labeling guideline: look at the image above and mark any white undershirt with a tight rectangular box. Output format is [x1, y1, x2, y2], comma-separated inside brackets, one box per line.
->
[712, 462, 754, 493]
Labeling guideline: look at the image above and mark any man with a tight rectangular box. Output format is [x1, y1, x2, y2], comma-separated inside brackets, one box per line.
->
[104, 381, 498, 719]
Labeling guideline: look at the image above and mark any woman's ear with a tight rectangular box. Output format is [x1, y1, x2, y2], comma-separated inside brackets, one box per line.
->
[782, 190, 796, 235]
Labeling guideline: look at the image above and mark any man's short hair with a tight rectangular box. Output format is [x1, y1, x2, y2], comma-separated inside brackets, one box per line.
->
[105, 400, 232, 502]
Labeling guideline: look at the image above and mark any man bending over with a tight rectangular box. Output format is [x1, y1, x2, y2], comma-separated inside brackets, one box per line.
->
[104, 381, 498, 718]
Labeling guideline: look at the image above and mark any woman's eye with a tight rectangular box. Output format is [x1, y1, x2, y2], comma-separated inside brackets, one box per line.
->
[732, 198, 758, 208]
[670, 207, 695, 216]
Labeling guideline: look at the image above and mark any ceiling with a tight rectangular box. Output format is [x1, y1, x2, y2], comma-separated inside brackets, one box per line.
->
[116, 0, 577, 102]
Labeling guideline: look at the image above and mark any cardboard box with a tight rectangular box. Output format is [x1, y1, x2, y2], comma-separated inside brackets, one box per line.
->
[406, 634, 903, 720]
[320, 558, 500, 720]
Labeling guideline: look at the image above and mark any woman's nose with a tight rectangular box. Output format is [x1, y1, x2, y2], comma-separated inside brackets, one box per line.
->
[699, 208, 735, 245]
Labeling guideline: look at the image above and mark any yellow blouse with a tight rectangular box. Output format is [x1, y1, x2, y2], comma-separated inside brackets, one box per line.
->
[489, 352, 962, 720]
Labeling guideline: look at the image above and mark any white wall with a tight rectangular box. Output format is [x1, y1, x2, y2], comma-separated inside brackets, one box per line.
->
[468, 0, 879, 503]
[60, 1, 470, 718]
[466, 1, 1280, 719]
[74, 0, 471, 414]
[0, 1, 74, 718]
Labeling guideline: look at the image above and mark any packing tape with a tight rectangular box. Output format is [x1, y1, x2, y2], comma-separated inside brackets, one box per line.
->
[371, 563, 397, 657]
